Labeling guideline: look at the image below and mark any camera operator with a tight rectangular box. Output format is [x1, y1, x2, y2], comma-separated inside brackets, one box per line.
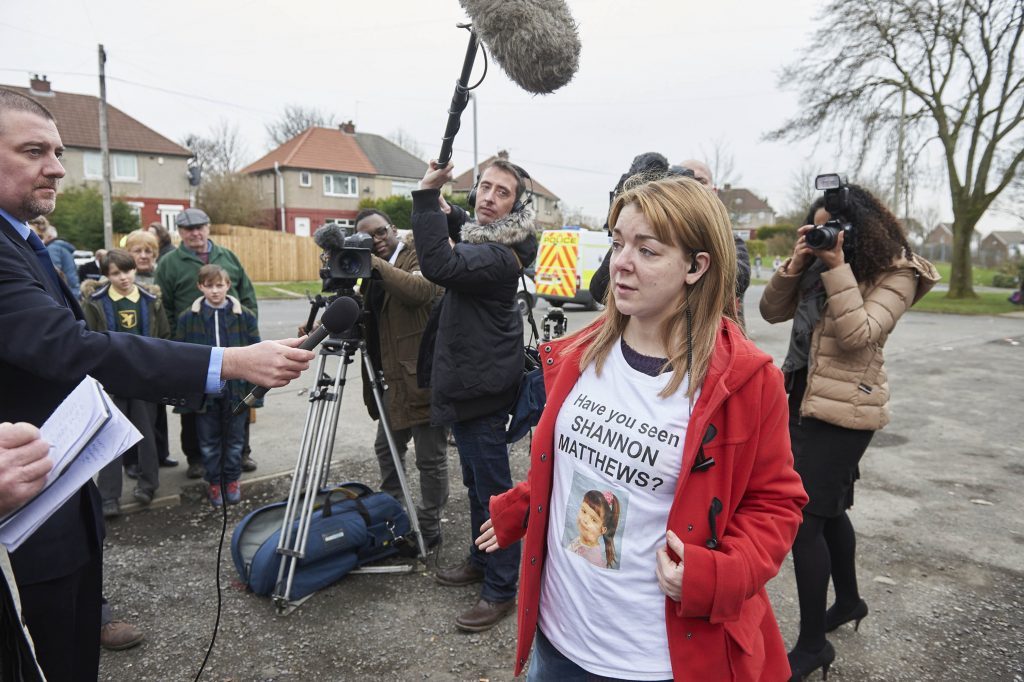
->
[412, 159, 538, 633]
[759, 180, 939, 680]
[354, 209, 448, 551]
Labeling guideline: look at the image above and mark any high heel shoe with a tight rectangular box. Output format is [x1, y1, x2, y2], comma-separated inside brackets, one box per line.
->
[825, 598, 868, 632]
[788, 640, 835, 681]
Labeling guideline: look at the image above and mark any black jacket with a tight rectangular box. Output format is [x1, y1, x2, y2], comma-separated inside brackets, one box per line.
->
[412, 189, 538, 425]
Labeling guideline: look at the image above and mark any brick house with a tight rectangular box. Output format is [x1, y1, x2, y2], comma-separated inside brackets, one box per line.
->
[241, 122, 429, 236]
[978, 230, 1024, 267]
[449, 151, 563, 229]
[716, 185, 776, 240]
[5, 75, 193, 230]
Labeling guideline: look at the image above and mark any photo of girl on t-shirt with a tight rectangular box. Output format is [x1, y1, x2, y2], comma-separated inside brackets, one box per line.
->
[562, 478, 625, 570]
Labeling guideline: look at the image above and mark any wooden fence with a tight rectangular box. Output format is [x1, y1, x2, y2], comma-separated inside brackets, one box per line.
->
[117, 224, 322, 282]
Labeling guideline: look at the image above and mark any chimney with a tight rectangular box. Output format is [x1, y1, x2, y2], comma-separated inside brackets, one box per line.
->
[339, 121, 356, 135]
[30, 74, 53, 96]
[497, 149, 510, 160]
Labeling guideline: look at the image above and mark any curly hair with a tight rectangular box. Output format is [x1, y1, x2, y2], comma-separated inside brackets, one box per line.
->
[804, 184, 911, 284]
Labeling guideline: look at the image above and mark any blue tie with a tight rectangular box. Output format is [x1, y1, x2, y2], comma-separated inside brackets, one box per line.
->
[26, 230, 65, 293]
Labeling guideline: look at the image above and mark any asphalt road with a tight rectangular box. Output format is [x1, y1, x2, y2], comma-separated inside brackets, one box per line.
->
[97, 286, 1024, 681]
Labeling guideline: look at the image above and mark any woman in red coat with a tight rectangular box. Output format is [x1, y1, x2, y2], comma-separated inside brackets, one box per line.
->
[478, 175, 807, 681]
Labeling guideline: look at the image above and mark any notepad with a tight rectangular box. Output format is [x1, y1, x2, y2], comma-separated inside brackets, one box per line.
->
[0, 376, 142, 551]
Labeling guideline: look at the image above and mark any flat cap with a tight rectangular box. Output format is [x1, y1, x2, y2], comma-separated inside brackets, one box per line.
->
[175, 208, 210, 228]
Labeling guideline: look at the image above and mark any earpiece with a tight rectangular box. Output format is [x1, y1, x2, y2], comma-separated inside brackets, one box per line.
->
[689, 261, 699, 274]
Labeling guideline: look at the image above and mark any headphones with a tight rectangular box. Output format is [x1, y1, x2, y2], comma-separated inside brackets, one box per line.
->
[468, 162, 534, 215]
[688, 250, 705, 274]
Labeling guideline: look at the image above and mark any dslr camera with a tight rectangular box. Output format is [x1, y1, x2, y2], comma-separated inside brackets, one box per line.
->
[314, 224, 373, 293]
[805, 173, 854, 251]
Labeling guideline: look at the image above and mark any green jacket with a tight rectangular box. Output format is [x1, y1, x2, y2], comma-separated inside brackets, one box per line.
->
[155, 239, 258, 335]
[81, 282, 170, 339]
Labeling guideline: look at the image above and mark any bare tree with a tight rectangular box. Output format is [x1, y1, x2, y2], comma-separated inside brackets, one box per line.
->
[783, 163, 821, 222]
[700, 137, 739, 188]
[181, 119, 249, 177]
[387, 128, 427, 160]
[766, 0, 1024, 298]
[196, 173, 266, 227]
[265, 105, 336, 147]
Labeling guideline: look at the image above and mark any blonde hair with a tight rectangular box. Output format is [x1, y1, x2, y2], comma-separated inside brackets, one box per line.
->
[124, 229, 159, 253]
[566, 176, 739, 398]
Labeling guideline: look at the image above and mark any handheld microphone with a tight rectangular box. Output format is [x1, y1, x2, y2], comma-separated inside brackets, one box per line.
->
[437, 0, 581, 165]
[232, 296, 360, 415]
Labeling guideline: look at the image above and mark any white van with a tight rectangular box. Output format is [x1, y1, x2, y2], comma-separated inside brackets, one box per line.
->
[534, 228, 610, 309]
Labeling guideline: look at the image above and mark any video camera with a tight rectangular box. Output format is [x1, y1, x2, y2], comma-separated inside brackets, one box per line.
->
[313, 223, 373, 293]
[806, 174, 854, 252]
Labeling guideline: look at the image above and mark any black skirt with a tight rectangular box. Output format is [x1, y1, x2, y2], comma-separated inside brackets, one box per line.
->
[787, 368, 875, 518]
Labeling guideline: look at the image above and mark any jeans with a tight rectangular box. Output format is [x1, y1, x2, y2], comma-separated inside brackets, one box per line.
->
[374, 391, 449, 540]
[451, 409, 520, 603]
[195, 398, 246, 485]
[527, 629, 673, 682]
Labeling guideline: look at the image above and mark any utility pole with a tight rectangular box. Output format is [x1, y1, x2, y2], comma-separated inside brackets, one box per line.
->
[894, 82, 907, 219]
[98, 44, 114, 249]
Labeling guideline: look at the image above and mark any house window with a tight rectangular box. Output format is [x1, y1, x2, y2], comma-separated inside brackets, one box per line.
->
[390, 180, 417, 198]
[299, 171, 312, 187]
[323, 174, 357, 197]
[325, 218, 354, 228]
[158, 204, 184, 233]
[112, 154, 138, 181]
[83, 151, 138, 181]
[125, 201, 144, 220]
[84, 151, 103, 179]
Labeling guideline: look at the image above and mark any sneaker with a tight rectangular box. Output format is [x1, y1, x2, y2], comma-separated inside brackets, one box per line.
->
[240, 455, 257, 472]
[102, 499, 120, 519]
[132, 488, 154, 506]
[224, 481, 241, 505]
[186, 463, 205, 479]
[100, 620, 144, 651]
[207, 484, 223, 508]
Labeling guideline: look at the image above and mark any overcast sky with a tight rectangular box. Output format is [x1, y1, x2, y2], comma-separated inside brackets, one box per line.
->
[3, 0, 1018, 231]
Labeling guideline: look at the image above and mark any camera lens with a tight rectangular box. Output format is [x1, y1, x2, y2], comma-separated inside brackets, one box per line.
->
[805, 225, 838, 250]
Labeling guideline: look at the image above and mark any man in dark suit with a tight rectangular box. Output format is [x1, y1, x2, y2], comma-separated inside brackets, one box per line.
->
[0, 89, 315, 681]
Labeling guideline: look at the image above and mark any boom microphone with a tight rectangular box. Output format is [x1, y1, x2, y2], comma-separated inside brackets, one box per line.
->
[437, 0, 581, 165]
[461, 0, 581, 95]
[232, 296, 360, 415]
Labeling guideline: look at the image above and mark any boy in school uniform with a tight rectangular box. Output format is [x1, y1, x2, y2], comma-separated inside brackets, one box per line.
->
[175, 264, 261, 507]
[81, 248, 170, 516]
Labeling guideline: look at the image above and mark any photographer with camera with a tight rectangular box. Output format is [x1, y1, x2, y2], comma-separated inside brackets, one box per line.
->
[760, 177, 939, 680]
[412, 159, 538, 632]
[353, 209, 449, 552]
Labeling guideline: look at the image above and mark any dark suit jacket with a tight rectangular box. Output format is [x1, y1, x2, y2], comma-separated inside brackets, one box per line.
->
[0, 215, 210, 585]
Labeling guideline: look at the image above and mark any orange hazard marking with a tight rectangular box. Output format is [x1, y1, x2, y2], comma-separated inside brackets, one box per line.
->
[536, 242, 578, 297]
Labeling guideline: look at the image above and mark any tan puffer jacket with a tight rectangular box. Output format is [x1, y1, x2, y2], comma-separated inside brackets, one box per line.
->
[760, 254, 940, 430]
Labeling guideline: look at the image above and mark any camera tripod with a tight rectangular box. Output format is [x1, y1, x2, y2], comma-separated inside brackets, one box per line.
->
[272, 293, 427, 613]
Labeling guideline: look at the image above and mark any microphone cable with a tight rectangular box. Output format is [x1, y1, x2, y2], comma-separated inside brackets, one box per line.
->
[193, 442, 231, 681]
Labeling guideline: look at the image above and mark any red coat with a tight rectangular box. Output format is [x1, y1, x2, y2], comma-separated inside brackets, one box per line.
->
[490, 318, 807, 681]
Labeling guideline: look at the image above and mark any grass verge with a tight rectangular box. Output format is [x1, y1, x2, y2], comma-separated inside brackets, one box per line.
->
[913, 290, 1022, 315]
[253, 281, 323, 300]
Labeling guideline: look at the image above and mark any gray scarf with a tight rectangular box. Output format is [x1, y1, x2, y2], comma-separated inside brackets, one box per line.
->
[782, 259, 828, 375]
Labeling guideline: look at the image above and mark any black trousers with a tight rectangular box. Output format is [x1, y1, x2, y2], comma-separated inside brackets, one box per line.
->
[18, 549, 102, 682]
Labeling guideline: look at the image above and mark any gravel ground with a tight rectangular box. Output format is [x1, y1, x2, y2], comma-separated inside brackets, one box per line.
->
[96, 304, 1024, 681]
[98, 440, 1024, 682]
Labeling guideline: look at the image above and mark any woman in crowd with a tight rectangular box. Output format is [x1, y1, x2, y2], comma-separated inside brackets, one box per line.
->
[124, 229, 161, 285]
[477, 175, 807, 681]
[759, 185, 938, 680]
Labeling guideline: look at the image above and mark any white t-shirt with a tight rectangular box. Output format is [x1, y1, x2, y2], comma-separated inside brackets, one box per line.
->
[537, 339, 693, 680]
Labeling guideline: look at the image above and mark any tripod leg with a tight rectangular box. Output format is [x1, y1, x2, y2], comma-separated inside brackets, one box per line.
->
[274, 350, 345, 608]
[361, 343, 428, 560]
